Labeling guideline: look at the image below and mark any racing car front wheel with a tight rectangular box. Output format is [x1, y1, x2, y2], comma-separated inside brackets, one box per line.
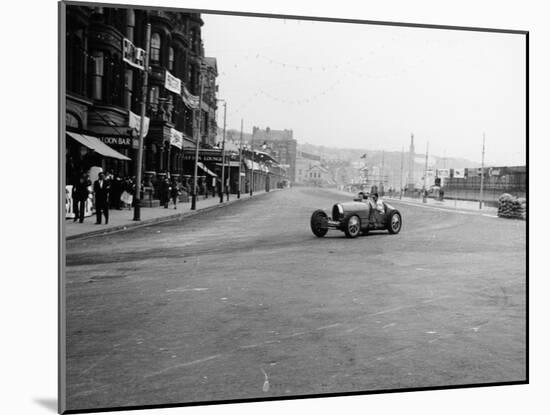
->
[344, 215, 361, 238]
[388, 211, 402, 234]
[310, 209, 329, 237]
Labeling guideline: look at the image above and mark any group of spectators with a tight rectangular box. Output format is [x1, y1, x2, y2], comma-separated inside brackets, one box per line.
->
[71, 170, 136, 224]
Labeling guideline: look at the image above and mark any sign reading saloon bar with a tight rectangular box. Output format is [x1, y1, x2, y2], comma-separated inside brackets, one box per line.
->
[98, 136, 132, 148]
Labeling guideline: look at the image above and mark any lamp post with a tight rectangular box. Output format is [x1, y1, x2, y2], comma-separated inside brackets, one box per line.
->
[399, 146, 404, 200]
[237, 118, 243, 199]
[133, 23, 151, 221]
[191, 65, 205, 210]
[217, 99, 227, 203]
[422, 141, 429, 203]
[479, 133, 486, 209]
[249, 129, 254, 196]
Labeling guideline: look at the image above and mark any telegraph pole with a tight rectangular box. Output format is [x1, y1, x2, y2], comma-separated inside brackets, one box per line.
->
[237, 118, 243, 199]
[249, 129, 254, 196]
[219, 100, 227, 203]
[133, 23, 151, 221]
[479, 133, 486, 209]
[400, 146, 404, 199]
[380, 150, 385, 196]
[191, 66, 205, 210]
[422, 141, 429, 203]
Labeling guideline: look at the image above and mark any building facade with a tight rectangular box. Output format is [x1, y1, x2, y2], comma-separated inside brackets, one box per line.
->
[250, 127, 297, 183]
[295, 151, 321, 184]
[65, 5, 217, 186]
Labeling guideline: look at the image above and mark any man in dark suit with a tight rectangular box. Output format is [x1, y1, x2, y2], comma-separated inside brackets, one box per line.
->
[93, 172, 110, 224]
[73, 174, 91, 223]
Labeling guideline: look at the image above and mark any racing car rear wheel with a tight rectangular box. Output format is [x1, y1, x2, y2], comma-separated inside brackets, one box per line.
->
[388, 211, 402, 234]
[344, 215, 361, 238]
[310, 209, 329, 237]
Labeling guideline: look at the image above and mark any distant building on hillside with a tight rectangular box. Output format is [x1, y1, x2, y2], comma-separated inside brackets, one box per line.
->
[306, 165, 330, 187]
[296, 151, 321, 184]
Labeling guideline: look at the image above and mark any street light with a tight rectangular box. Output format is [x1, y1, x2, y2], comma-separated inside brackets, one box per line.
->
[191, 64, 206, 210]
[237, 118, 243, 199]
[217, 99, 227, 203]
[249, 129, 255, 196]
[133, 23, 151, 221]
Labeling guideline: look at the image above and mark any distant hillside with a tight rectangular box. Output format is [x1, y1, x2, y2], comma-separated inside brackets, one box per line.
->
[298, 142, 480, 188]
[298, 142, 479, 170]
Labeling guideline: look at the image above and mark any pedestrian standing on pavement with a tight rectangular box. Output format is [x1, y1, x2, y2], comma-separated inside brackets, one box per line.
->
[110, 175, 123, 210]
[170, 177, 180, 209]
[160, 176, 170, 208]
[73, 174, 91, 223]
[93, 172, 110, 224]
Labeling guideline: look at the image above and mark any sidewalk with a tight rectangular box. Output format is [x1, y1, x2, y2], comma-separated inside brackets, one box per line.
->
[65, 190, 276, 240]
[332, 189, 498, 214]
[386, 195, 498, 214]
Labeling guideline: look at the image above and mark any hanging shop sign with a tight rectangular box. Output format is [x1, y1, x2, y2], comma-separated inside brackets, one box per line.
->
[128, 110, 150, 137]
[165, 70, 182, 95]
[182, 85, 200, 109]
[436, 168, 450, 178]
[453, 168, 465, 178]
[122, 38, 145, 70]
[170, 128, 183, 149]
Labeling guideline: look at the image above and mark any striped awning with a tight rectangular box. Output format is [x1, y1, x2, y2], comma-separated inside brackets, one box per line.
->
[197, 162, 217, 177]
[67, 132, 131, 161]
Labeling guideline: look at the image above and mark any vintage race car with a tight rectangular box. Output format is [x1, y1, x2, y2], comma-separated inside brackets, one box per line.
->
[310, 192, 402, 238]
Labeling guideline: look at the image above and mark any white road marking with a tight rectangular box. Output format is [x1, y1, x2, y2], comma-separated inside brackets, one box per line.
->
[144, 354, 222, 378]
[166, 287, 208, 293]
[289, 331, 307, 337]
[316, 323, 342, 330]
[261, 368, 270, 392]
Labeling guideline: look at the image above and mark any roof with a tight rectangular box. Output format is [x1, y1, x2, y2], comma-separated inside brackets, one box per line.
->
[308, 165, 329, 173]
[252, 127, 295, 142]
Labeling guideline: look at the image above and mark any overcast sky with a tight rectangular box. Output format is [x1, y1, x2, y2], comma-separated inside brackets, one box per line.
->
[202, 14, 526, 166]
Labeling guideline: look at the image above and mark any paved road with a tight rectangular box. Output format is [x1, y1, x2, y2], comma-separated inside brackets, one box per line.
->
[64, 187, 526, 411]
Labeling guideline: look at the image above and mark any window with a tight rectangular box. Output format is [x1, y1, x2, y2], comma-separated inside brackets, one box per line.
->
[149, 86, 159, 113]
[150, 33, 161, 63]
[168, 47, 174, 71]
[90, 50, 104, 100]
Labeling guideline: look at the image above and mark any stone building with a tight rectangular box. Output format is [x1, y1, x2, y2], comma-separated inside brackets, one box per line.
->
[65, 4, 217, 184]
[250, 127, 297, 183]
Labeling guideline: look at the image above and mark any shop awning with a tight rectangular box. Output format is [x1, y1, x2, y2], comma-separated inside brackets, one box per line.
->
[197, 162, 217, 177]
[67, 132, 131, 161]
[215, 161, 241, 168]
[244, 160, 261, 170]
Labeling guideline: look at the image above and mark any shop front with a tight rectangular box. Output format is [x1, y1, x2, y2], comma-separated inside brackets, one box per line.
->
[65, 131, 131, 219]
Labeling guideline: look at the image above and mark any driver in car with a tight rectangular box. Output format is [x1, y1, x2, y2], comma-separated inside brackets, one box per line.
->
[365, 192, 384, 223]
